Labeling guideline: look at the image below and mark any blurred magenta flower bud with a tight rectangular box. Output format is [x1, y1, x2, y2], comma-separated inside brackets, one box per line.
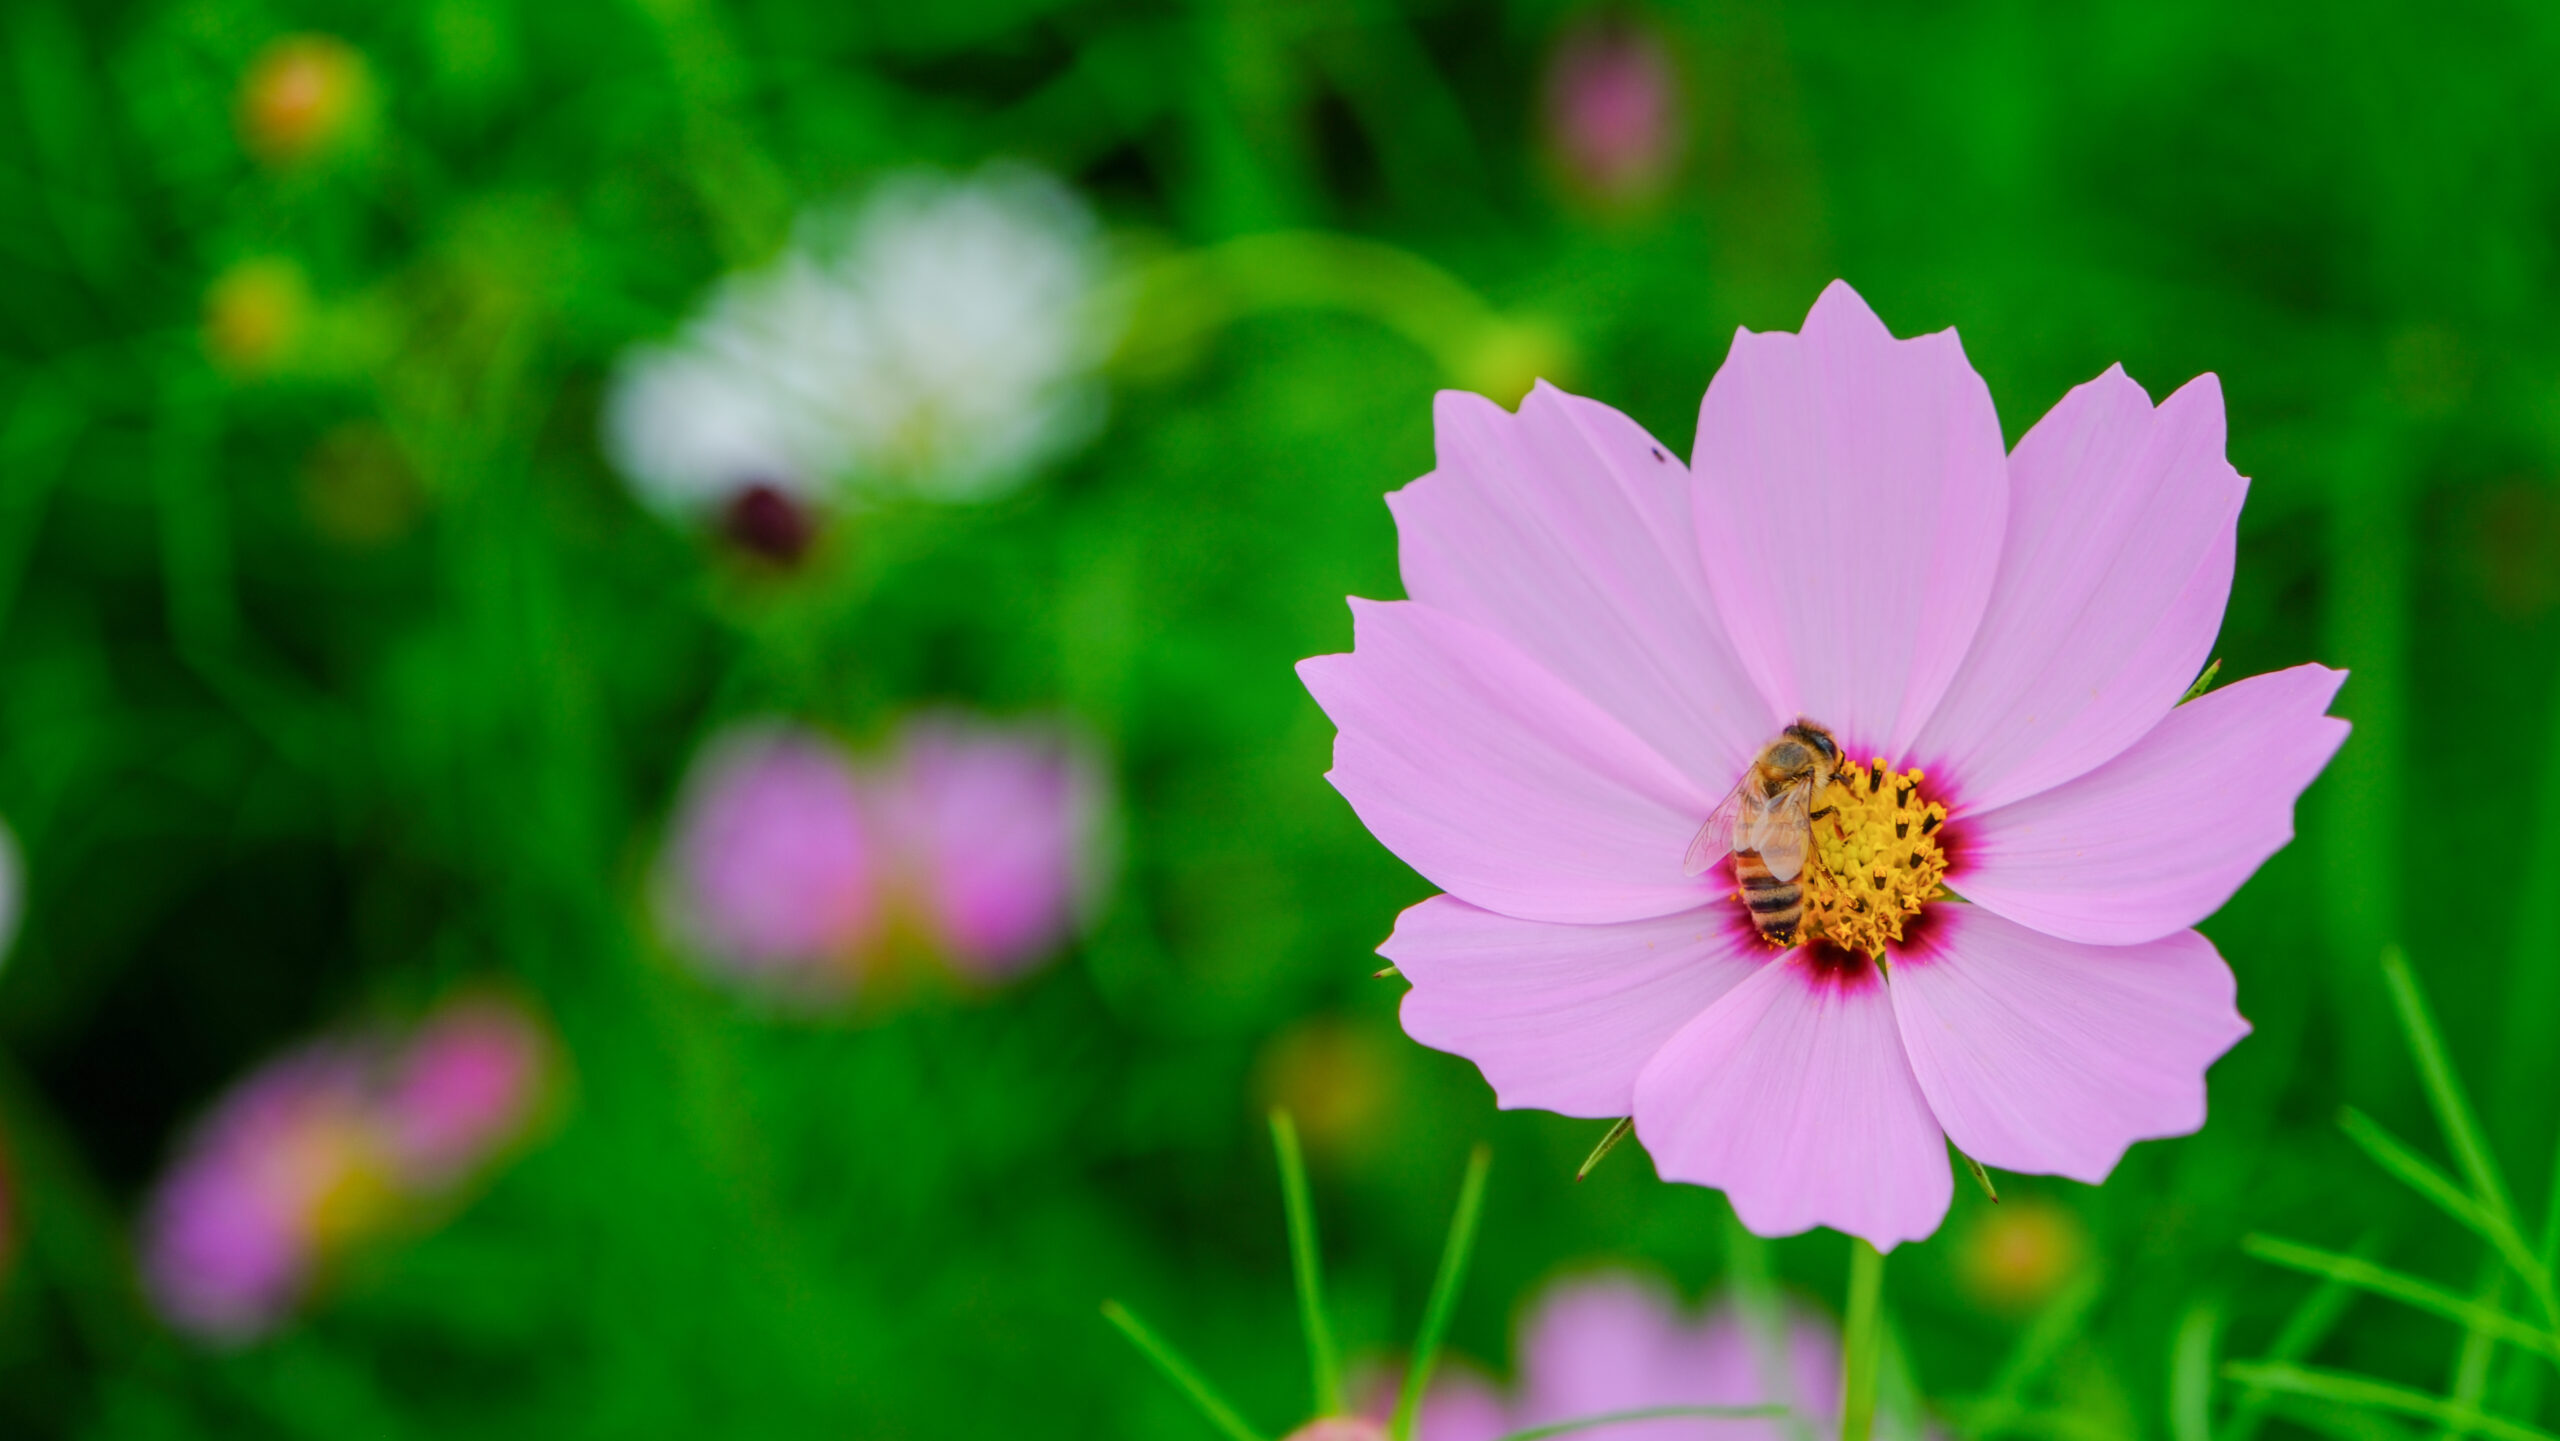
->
[0, 815, 20, 966]
[658, 722, 880, 993]
[1541, 12, 1685, 209]
[872, 714, 1113, 984]
[237, 35, 372, 167]
[381, 995, 552, 1191]
[139, 1042, 397, 1343]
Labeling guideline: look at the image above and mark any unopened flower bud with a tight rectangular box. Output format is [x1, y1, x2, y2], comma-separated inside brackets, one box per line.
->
[1541, 14, 1685, 209]
[204, 258, 310, 376]
[237, 35, 371, 165]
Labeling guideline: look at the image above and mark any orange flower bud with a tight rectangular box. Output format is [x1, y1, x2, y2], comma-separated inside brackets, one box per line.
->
[237, 35, 369, 165]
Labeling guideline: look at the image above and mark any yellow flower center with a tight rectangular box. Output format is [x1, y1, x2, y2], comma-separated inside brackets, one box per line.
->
[1796, 758, 1949, 958]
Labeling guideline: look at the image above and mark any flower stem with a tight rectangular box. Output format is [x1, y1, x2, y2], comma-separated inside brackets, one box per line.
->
[1269, 1109, 1342, 1416]
[1841, 1239, 1887, 1441]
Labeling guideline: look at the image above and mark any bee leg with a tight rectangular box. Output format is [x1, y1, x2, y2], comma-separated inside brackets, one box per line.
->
[1810, 805, 1837, 820]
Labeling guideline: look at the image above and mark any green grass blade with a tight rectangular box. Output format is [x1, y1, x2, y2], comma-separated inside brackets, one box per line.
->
[1391, 1143, 1493, 1441]
[2338, 1107, 2553, 1310]
[1101, 1300, 1270, 1441]
[1963, 1268, 2107, 1437]
[2241, 1236, 2560, 1359]
[2171, 1302, 2221, 1441]
[2226, 1233, 2384, 1441]
[1269, 1109, 1342, 1416]
[2383, 949, 2515, 1217]
[1492, 1406, 1791, 1440]
[2435, 1260, 2508, 1441]
[2221, 1362, 2558, 1441]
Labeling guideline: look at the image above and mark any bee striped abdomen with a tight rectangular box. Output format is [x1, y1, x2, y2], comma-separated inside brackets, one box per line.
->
[1734, 852, 1804, 943]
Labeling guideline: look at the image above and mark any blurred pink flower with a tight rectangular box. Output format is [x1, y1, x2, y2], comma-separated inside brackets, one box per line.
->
[1301, 281, 2346, 1248]
[1543, 14, 1684, 207]
[140, 1000, 559, 1342]
[381, 996, 551, 1190]
[139, 1042, 394, 1342]
[0, 815, 20, 965]
[871, 714, 1112, 983]
[659, 722, 880, 990]
[1384, 1272, 1849, 1441]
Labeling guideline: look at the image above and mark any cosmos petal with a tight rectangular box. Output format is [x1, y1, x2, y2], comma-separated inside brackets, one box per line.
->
[1300, 599, 1718, 924]
[1955, 663, 2349, 945]
[1395, 384, 1777, 793]
[1512, 1272, 1694, 1431]
[1632, 952, 1951, 1249]
[1911, 370, 2245, 813]
[1690, 280, 2009, 757]
[1383, 896, 1765, 1119]
[1889, 906, 2249, 1182]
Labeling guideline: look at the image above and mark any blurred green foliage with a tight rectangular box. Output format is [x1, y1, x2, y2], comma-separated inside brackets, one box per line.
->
[1, 0, 2559, 1436]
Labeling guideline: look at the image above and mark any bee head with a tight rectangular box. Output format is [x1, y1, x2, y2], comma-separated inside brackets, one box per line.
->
[1785, 721, 1840, 767]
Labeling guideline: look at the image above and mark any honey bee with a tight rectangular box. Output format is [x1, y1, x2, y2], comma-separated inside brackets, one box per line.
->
[1684, 721, 1842, 944]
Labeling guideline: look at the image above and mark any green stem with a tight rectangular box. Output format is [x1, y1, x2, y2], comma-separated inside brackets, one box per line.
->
[1102, 1300, 1269, 1441]
[1391, 1144, 1494, 1441]
[1269, 1110, 1342, 1416]
[1841, 1239, 1887, 1441]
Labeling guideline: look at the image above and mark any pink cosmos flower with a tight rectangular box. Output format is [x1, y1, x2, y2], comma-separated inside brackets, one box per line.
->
[658, 721, 880, 992]
[380, 995, 551, 1191]
[1300, 282, 2347, 1248]
[1378, 1271, 1852, 1441]
[139, 1041, 394, 1341]
[1543, 14, 1685, 208]
[140, 1001, 558, 1342]
[870, 714, 1112, 982]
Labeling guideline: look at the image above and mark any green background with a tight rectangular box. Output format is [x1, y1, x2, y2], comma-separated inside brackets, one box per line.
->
[1, 0, 2556, 1435]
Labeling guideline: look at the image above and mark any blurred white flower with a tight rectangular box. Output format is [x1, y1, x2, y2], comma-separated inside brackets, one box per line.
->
[600, 164, 1112, 538]
[805, 165, 1113, 500]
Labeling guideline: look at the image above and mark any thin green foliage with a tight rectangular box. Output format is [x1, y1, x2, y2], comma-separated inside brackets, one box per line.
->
[2383, 950, 2517, 1223]
[1960, 1269, 2107, 1439]
[2338, 1108, 2555, 1320]
[1390, 1144, 1493, 1441]
[1101, 1300, 1270, 1441]
[2221, 1364, 2559, 1441]
[1574, 1118, 1633, 1182]
[2179, 658, 2223, 704]
[2224, 1234, 2381, 1441]
[2239, 1237, 2559, 1360]
[1268, 1109, 1342, 1416]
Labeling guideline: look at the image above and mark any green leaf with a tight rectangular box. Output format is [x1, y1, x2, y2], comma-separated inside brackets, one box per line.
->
[2241, 1235, 2560, 1359]
[2220, 1362, 2558, 1441]
[1390, 1144, 1493, 1441]
[1101, 1300, 1268, 1441]
[1268, 1110, 1342, 1417]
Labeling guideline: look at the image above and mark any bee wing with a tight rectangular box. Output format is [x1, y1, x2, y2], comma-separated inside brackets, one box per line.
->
[1743, 782, 1815, 882]
[1683, 777, 1752, 877]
